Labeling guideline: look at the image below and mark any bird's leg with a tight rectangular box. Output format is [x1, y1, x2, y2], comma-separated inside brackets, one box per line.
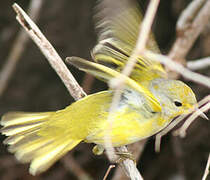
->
[92, 145, 136, 164]
[115, 151, 136, 164]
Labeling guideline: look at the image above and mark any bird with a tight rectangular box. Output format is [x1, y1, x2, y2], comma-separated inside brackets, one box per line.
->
[1, 0, 198, 176]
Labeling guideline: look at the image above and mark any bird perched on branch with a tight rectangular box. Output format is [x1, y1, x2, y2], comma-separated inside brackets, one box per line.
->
[1, 0, 198, 175]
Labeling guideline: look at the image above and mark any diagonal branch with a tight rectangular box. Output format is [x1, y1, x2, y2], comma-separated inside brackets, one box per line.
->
[202, 153, 210, 180]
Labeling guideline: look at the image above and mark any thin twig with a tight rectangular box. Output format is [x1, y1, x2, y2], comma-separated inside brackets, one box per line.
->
[187, 57, 210, 70]
[155, 95, 210, 152]
[177, 0, 206, 31]
[0, 0, 43, 97]
[202, 153, 210, 180]
[143, 50, 210, 88]
[169, 0, 210, 62]
[155, 114, 188, 152]
[103, 165, 116, 180]
[12, 3, 86, 101]
[173, 96, 210, 137]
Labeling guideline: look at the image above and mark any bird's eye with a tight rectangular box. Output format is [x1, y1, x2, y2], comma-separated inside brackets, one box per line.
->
[174, 101, 182, 107]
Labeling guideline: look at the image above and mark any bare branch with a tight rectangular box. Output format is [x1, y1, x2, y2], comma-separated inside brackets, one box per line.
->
[155, 95, 210, 152]
[187, 57, 210, 70]
[144, 50, 210, 88]
[0, 0, 43, 97]
[12, 3, 86, 101]
[112, 140, 147, 180]
[116, 146, 144, 180]
[169, 0, 210, 61]
[103, 165, 116, 180]
[177, 0, 206, 31]
[155, 114, 188, 152]
[202, 153, 210, 180]
[173, 95, 210, 137]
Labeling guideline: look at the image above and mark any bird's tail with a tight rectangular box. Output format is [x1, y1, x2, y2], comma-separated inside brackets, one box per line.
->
[1, 112, 81, 175]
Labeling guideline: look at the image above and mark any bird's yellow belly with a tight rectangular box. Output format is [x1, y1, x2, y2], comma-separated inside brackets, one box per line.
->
[85, 110, 168, 147]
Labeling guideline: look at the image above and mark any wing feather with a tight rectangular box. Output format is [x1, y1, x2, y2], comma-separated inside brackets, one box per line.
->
[93, 0, 167, 82]
[66, 56, 161, 112]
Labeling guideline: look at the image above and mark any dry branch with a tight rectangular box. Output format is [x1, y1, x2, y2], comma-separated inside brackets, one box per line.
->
[144, 51, 210, 88]
[169, 0, 210, 62]
[155, 95, 210, 152]
[103, 165, 116, 180]
[202, 153, 210, 180]
[187, 57, 210, 70]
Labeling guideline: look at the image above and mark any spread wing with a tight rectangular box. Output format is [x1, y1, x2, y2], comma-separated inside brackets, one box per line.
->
[66, 57, 161, 112]
[92, 0, 167, 83]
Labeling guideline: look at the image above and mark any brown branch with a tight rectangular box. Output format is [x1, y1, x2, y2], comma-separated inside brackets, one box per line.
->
[103, 165, 116, 180]
[173, 95, 210, 137]
[112, 140, 147, 180]
[187, 57, 210, 70]
[0, 0, 43, 97]
[169, 0, 210, 63]
[155, 95, 209, 152]
[202, 153, 210, 180]
[176, 0, 206, 31]
[143, 51, 210, 88]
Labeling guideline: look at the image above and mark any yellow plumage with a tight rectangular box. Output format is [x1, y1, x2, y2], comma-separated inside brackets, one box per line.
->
[1, 0, 197, 175]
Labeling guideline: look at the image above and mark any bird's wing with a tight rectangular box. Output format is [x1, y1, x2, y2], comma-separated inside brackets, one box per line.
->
[66, 56, 161, 112]
[92, 0, 167, 83]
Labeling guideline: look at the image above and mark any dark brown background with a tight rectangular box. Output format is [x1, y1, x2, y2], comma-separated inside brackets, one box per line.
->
[0, 0, 209, 179]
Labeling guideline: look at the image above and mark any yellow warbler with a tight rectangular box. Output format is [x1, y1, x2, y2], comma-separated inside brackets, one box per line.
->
[1, 0, 197, 176]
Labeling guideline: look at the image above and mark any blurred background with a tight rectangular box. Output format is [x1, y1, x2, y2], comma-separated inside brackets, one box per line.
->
[0, 0, 209, 179]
